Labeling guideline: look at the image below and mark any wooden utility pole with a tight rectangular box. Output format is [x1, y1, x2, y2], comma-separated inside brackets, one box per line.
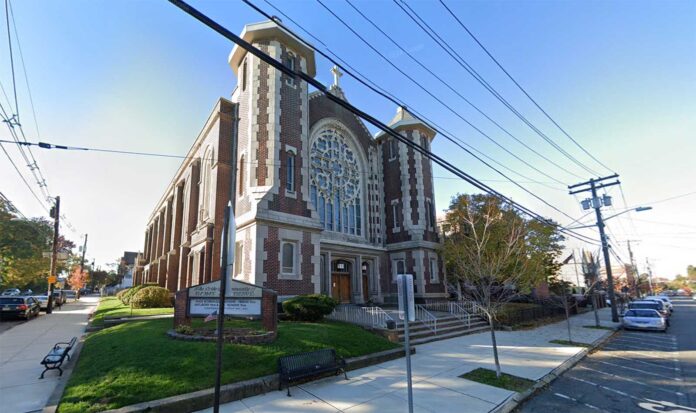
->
[47, 196, 60, 314]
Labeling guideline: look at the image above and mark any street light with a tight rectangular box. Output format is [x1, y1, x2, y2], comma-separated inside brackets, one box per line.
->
[566, 206, 652, 230]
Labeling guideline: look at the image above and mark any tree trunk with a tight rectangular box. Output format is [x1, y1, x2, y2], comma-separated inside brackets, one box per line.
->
[489, 314, 501, 378]
[591, 293, 600, 327]
[563, 295, 572, 343]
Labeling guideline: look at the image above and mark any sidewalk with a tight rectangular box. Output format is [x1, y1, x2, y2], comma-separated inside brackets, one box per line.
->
[0, 296, 99, 413]
[200, 308, 620, 413]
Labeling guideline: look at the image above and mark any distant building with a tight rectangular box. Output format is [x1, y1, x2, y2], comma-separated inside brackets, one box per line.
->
[118, 251, 138, 288]
[132, 21, 445, 304]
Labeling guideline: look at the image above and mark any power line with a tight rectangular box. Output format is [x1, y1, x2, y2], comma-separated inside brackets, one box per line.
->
[3, 0, 18, 119]
[254, 0, 566, 193]
[438, 0, 614, 174]
[342, 0, 580, 181]
[315, 0, 570, 186]
[169, 0, 600, 247]
[393, 0, 601, 177]
[0, 141, 49, 213]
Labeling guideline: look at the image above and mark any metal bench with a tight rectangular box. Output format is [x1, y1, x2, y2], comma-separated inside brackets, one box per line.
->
[40, 336, 77, 379]
[278, 348, 347, 396]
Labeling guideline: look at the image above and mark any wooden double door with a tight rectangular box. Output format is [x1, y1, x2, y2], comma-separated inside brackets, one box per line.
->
[332, 273, 352, 303]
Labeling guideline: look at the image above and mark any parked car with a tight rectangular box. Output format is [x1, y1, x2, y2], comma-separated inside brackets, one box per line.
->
[692, 293, 696, 301]
[622, 309, 668, 332]
[51, 290, 66, 306]
[0, 296, 41, 320]
[63, 290, 76, 301]
[1, 288, 20, 296]
[34, 295, 52, 311]
[628, 300, 670, 325]
[645, 296, 673, 312]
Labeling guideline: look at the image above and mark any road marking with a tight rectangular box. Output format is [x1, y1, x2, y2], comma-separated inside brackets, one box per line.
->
[591, 359, 682, 381]
[597, 353, 681, 372]
[604, 344, 675, 359]
[576, 365, 683, 397]
[566, 375, 636, 399]
[621, 332, 677, 342]
[553, 392, 610, 412]
[612, 338, 677, 351]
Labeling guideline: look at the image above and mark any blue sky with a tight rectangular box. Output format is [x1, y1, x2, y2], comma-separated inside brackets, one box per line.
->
[1, 0, 694, 277]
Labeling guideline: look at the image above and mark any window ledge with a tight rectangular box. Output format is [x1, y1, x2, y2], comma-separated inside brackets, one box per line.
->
[285, 189, 297, 199]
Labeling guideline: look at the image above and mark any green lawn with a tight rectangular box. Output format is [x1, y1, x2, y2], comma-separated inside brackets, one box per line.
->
[60, 318, 398, 413]
[90, 297, 173, 326]
[460, 368, 535, 393]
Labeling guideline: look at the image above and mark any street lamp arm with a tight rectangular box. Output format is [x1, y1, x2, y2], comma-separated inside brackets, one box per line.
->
[566, 206, 652, 230]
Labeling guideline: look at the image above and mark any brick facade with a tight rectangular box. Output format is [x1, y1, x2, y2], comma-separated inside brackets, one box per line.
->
[134, 21, 446, 304]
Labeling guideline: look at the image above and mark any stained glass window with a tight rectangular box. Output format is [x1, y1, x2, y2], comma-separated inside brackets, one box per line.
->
[310, 128, 363, 236]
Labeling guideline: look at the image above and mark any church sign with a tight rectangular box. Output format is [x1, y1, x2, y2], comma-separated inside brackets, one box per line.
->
[187, 279, 263, 318]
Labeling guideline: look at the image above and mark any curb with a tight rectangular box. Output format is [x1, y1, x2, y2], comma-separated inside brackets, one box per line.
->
[491, 328, 619, 413]
[95, 346, 415, 413]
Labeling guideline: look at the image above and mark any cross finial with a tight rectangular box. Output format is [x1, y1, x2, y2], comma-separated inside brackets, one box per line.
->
[331, 65, 343, 88]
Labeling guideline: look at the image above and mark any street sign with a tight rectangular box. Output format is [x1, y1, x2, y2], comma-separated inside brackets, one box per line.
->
[48, 276, 57, 284]
[186, 278, 263, 318]
[397, 274, 415, 322]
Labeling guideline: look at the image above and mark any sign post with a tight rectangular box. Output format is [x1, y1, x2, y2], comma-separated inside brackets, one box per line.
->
[397, 274, 415, 413]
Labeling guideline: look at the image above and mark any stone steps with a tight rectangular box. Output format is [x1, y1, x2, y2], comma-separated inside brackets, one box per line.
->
[392, 316, 490, 344]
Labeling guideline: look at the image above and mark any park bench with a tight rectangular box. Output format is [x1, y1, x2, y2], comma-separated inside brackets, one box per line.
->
[278, 348, 347, 396]
[39, 336, 77, 379]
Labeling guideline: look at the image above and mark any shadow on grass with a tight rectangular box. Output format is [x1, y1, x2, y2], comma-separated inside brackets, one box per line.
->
[459, 367, 534, 393]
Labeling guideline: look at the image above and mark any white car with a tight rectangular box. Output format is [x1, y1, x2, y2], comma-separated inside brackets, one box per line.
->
[622, 309, 668, 332]
[646, 295, 673, 312]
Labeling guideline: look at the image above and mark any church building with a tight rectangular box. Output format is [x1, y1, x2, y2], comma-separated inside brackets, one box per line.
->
[133, 21, 445, 304]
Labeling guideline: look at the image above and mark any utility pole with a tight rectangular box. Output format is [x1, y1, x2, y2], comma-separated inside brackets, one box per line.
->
[625, 240, 640, 297]
[79, 234, 88, 299]
[646, 258, 654, 295]
[46, 196, 60, 314]
[569, 174, 621, 322]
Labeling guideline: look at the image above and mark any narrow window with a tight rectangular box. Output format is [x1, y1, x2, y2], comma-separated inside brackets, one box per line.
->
[392, 202, 400, 230]
[393, 258, 406, 281]
[281, 242, 296, 275]
[238, 155, 245, 196]
[430, 257, 438, 282]
[286, 153, 295, 192]
[241, 59, 248, 92]
[234, 242, 243, 277]
[284, 54, 295, 86]
[389, 138, 398, 161]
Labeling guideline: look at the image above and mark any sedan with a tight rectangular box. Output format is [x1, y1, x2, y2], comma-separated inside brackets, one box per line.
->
[34, 295, 52, 311]
[645, 296, 673, 312]
[622, 309, 667, 332]
[629, 301, 670, 325]
[0, 296, 41, 320]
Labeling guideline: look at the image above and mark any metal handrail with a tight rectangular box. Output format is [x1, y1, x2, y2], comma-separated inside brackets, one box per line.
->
[415, 304, 437, 334]
[447, 302, 471, 328]
[327, 304, 394, 329]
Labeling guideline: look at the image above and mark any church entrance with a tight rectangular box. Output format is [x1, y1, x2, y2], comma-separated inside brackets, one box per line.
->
[331, 260, 352, 303]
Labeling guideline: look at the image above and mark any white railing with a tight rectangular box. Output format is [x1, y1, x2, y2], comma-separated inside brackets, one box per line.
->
[415, 304, 438, 334]
[457, 300, 486, 317]
[420, 301, 471, 328]
[327, 305, 394, 329]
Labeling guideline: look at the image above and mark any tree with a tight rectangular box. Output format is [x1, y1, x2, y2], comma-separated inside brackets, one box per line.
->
[68, 266, 87, 291]
[442, 194, 565, 378]
[687, 265, 696, 282]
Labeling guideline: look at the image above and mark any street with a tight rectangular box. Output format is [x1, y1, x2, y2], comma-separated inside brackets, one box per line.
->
[517, 297, 696, 412]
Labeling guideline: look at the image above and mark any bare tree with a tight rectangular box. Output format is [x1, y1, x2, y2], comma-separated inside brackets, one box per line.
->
[442, 194, 558, 378]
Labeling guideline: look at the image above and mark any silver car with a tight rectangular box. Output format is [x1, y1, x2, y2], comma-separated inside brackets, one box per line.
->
[34, 295, 51, 311]
[622, 309, 667, 332]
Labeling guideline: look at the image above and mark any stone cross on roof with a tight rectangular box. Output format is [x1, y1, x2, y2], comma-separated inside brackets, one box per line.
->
[331, 65, 343, 88]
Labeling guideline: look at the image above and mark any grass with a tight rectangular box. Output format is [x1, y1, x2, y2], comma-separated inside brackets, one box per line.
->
[90, 297, 173, 326]
[59, 318, 398, 413]
[549, 339, 592, 348]
[460, 368, 534, 393]
[583, 325, 614, 330]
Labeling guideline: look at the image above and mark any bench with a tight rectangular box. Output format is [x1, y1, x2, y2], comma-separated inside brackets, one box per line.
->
[278, 348, 347, 396]
[40, 336, 77, 379]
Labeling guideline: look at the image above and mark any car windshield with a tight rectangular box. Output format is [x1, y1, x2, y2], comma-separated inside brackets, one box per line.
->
[36, 296, 48, 300]
[629, 303, 659, 310]
[625, 310, 660, 318]
[0, 297, 23, 304]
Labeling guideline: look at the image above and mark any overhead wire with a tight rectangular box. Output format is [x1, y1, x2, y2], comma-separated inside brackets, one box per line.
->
[393, 0, 601, 177]
[438, 0, 615, 174]
[170, 0, 601, 246]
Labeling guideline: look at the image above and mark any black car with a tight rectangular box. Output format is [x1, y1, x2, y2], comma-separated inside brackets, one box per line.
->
[0, 296, 41, 320]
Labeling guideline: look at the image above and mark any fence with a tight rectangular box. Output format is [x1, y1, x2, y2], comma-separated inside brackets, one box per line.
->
[327, 305, 394, 329]
[496, 304, 566, 326]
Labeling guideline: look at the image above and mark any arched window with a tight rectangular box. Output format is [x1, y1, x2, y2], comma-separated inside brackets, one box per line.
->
[199, 148, 214, 221]
[309, 127, 363, 236]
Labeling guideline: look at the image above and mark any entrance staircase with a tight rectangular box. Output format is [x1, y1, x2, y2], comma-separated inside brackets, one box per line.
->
[327, 302, 490, 345]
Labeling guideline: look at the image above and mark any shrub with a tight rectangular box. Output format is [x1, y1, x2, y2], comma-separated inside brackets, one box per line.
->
[116, 288, 130, 302]
[175, 324, 194, 335]
[121, 283, 157, 305]
[282, 294, 338, 322]
[130, 286, 172, 309]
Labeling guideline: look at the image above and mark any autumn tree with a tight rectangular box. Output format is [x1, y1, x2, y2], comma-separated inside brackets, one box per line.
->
[442, 193, 565, 378]
[68, 266, 87, 291]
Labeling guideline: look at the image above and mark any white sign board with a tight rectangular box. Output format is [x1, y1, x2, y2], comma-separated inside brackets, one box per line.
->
[397, 274, 415, 322]
[189, 298, 261, 317]
[188, 279, 262, 299]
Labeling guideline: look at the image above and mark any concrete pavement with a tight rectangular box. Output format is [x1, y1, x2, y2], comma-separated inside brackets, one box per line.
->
[0, 296, 99, 413]
[199, 307, 620, 413]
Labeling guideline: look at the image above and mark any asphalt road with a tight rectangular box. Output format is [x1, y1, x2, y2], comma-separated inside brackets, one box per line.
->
[517, 297, 696, 412]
